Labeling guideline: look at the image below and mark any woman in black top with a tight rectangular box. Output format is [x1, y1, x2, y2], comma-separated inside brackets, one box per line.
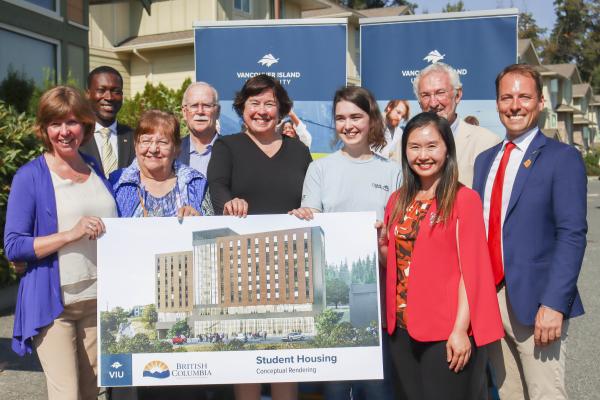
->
[207, 74, 312, 399]
[208, 74, 312, 217]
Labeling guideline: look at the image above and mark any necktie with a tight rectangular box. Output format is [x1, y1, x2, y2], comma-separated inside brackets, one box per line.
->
[99, 127, 117, 177]
[488, 141, 516, 285]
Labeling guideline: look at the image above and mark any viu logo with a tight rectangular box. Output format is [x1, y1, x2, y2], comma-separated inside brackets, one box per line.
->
[102, 355, 132, 386]
[109, 361, 125, 379]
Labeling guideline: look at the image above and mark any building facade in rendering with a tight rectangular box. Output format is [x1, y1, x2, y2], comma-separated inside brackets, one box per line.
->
[156, 227, 326, 338]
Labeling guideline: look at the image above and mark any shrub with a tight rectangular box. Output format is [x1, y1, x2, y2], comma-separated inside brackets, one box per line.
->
[118, 78, 192, 135]
[0, 68, 35, 114]
[0, 102, 42, 287]
[584, 150, 600, 176]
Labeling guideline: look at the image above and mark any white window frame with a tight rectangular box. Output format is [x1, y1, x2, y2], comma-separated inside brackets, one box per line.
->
[3, 0, 63, 21]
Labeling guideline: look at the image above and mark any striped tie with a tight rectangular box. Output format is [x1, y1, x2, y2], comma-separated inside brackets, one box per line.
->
[99, 127, 117, 177]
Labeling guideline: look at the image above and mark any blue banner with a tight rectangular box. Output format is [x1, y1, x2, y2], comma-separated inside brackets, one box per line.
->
[195, 22, 347, 153]
[361, 13, 517, 136]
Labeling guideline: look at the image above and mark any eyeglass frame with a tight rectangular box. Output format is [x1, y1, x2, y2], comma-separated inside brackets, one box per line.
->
[184, 103, 219, 112]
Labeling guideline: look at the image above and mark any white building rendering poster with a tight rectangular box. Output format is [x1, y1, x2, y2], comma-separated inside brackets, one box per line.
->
[97, 213, 383, 386]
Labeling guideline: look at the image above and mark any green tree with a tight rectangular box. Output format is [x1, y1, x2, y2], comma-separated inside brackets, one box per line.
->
[109, 333, 154, 353]
[580, 1, 600, 91]
[168, 319, 191, 338]
[118, 78, 192, 133]
[142, 304, 158, 329]
[442, 1, 465, 12]
[326, 277, 349, 308]
[338, 261, 351, 284]
[313, 308, 344, 347]
[0, 102, 41, 287]
[100, 307, 130, 335]
[0, 68, 35, 114]
[519, 12, 548, 52]
[542, 0, 587, 64]
[351, 254, 376, 284]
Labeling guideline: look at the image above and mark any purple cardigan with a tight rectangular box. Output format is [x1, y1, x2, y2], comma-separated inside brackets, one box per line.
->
[3, 153, 113, 356]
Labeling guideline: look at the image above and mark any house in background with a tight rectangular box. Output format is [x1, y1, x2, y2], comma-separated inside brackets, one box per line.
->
[589, 95, 600, 147]
[0, 0, 90, 87]
[89, 0, 331, 97]
[543, 63, 582, 146]
[302, 1, 411, 85]
[572, 83, 593, 151]
[518, 39, 565, 141]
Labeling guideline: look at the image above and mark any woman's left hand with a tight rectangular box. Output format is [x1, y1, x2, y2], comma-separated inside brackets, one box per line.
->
[177, 206, 200, 222]
[446, 329, 472, 373]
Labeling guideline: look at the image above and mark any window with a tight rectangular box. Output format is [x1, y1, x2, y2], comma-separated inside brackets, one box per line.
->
[0, 28, 58, 85]
[234, 0, 250, 13]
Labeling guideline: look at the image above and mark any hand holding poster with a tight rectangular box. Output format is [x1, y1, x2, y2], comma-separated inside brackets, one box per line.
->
[98, 213, 383, 386]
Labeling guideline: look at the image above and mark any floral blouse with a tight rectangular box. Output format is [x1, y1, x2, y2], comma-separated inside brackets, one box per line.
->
[394, 198, 433, 329]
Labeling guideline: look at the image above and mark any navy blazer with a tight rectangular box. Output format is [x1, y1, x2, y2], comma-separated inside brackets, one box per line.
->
[177, 135, 191, 165]
[80, 122, 135, 170]
[473, 130, 587, 326]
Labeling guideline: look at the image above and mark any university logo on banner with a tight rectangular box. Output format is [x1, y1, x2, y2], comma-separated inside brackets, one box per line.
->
[360, 11, 517, 136]
[194, 21, 347, 153]
[360, 12, 517, 100]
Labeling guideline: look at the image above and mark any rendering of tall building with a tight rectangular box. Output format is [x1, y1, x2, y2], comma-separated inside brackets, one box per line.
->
[155, 251, 193, 335]
[155, 226, 326, 338]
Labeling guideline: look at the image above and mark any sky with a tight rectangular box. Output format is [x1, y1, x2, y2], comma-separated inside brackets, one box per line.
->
[97, 213, 377, 309]
[411, 0, 556, 34]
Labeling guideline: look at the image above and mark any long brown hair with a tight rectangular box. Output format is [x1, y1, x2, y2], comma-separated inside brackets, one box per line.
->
[389, 112, 460, 225]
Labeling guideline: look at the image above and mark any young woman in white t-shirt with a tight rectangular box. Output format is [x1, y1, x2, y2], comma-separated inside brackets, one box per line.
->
[289, 86, 400, 400]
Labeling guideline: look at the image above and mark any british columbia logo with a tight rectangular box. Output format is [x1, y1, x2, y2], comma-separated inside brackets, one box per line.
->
[258, 54, 279, 67]
[143, 360, 170, 379]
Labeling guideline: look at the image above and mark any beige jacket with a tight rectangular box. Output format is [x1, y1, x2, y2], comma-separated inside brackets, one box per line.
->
[454, 119, 502, 187]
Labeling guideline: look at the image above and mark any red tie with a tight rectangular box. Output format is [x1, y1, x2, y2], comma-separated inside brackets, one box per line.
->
[488, 141, 516, 285]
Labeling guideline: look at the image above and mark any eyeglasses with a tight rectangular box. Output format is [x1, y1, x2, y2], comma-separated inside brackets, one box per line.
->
[185, 103, 218, 112]
[418, 89, 450, 103]
[138, 139, 172, 150]
[246, 101, 278, 111]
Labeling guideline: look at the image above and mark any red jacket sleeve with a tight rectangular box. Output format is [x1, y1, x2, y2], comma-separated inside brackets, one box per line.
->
[456, 188, 504, 346]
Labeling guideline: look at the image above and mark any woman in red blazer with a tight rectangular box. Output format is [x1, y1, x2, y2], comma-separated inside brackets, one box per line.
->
[379, 112, 503, 400]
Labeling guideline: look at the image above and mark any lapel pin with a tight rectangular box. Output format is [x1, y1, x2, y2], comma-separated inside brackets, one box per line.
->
[124, 139, 128, 143]
[523, 159, 532, 168]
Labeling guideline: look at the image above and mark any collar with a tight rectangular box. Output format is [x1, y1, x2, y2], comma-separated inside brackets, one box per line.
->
[450, 115, 460, 136]
[190, 132, 219, 155]
[503, 127, 538, 152]
[95, 120, 117, 134]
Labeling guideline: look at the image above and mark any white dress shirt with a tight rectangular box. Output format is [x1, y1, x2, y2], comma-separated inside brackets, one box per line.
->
[93, 121, 119, 160]
[483, 127, 538, 237]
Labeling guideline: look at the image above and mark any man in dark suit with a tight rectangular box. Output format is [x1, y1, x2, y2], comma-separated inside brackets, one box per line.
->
[177, 81, 220, 177]
[473, 64, 587, 400]
[80, 66, 135, 177]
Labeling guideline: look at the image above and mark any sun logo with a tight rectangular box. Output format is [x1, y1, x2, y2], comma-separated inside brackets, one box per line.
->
[258, 54, 279, 67]
[423, 50, 445, 64]
[142, 360, 170, 379]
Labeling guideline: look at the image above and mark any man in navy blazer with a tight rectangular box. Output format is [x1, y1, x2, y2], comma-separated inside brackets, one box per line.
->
[80, 66, 135, 176]
[473, 64, 587, 400]
[177, 81, 220, 177]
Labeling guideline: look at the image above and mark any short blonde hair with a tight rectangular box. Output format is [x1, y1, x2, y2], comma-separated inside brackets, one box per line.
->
[35, 86, 96, 151]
